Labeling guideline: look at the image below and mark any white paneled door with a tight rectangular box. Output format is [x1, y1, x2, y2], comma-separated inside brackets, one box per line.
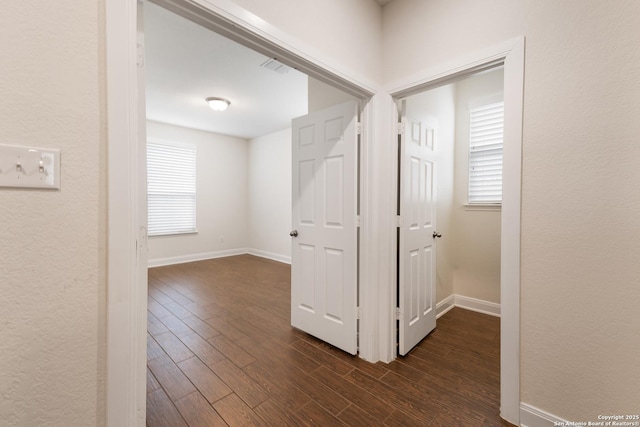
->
[291, 101, 358, 355]
[398, 111, 437, 356]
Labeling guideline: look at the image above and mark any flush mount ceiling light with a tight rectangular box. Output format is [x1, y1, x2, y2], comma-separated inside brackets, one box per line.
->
[205, 97, 231, 112]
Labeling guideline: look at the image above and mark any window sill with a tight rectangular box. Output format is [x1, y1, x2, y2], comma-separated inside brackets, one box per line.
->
[464, 204, 501, 212]
[149, 230, 198, 238]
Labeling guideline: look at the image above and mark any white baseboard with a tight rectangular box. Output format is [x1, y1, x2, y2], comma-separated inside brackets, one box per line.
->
[248, 249, 291, 264]
[436, 295, 456, 318]
[520, 403, 567, 427]
[454, 294, 501, 317]
[435, 294, 501, 318]
[149, 248, 292, 267]
[148, 248, 248, 268]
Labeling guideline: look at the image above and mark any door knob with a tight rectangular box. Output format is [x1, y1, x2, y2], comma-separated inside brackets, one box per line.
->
[289, 230, 298, 237]
[433, 231, 442, 239]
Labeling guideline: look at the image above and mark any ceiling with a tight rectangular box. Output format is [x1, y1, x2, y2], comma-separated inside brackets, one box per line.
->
[144, 2, 308, 139]
[144, 1, 394, 139]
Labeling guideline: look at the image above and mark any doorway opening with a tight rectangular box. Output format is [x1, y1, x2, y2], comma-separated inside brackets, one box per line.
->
[395, 66, 505, 357]
[387, 38, 524, 424]
[141, 0, 366, 423]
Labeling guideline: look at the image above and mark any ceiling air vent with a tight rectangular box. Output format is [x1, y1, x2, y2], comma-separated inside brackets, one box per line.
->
[260, 58, 292, 75]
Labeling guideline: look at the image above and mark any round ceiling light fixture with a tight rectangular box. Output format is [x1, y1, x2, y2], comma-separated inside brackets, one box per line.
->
[205, 97, 231, 112]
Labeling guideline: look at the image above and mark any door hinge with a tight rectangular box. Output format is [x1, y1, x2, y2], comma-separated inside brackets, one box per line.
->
[397, 122, 404, 135]
[396, 215, 403, 227]
[356, 122, 362, 135]
[356, 215, 361, 227]
[395, 307, 401, 320]
[356, 306, 360, 320]
[136, 43, 145, 68]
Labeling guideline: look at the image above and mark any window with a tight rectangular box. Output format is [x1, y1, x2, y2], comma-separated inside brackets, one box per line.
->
[468, 101, 504, 204]
[147, 141, 196, 236]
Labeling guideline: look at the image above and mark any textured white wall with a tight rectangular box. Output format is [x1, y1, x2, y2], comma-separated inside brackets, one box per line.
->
[405, 84, 456, 304]
[146, 122, 249, 262]
[453, 68, 504, 304]
[0, 1, 104, 426]
[248, 129, 292, 260]
[384, 0, 640, 420]
[229, 0, 382, 85]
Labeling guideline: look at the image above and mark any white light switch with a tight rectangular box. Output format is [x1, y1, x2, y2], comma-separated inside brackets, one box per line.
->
[0, 144, 60, 189]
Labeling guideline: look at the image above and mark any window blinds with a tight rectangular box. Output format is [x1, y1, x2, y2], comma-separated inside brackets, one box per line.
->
[147, 141, 196, 236]
[468, 101, 504, 204]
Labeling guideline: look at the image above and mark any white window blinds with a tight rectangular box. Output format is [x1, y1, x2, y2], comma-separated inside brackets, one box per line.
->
[147, 141, 196, 236]
[468, 101, 504, 204]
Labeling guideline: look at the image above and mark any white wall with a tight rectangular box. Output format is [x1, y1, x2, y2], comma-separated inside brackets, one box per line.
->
[405, 84, 456, 304]
[248, 128, 292, 262]
[229, 0, 382, 86]
[0, 1, 104, 425]
[452, 68, 504, 304]
[384, 0, 640, 420]
[147, 122, 294, 265]
[308, 76, 357, 113]
[147, 121, 249, 264]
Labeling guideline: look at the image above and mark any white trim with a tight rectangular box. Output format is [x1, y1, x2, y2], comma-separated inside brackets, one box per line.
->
[357, 98, 376, 363]
[148, 248, 291, 268]
[454, 295, 500, 317]
[436, 295, 455, 318]
[463, 203, 502, 211]
[436, 294, 500, 318]
[520, 403, 567, 427]
[384, 37, 519, 98]
[106, 1, 146, 426]
[358, 93, 398, 363]
[247, 249, 291, 264]
[385, 36, 525, 425]
[148, 248, 248, 267]
[500, 36, 525, 425]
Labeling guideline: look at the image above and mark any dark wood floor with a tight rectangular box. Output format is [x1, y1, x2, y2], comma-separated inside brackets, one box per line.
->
[147, 255, 512, 426]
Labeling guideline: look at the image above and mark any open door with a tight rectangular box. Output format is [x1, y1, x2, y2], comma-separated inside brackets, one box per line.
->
[290, 100, 358, 355]
[398, 105, 438, 356]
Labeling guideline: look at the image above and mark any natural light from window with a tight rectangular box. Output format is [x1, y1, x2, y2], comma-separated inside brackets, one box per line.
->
[147, 140, 197, 236]
[468, 101, 504, 204]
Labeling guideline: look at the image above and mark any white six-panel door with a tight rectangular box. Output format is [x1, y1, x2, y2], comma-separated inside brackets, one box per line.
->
[399, 114, 437, 356]
[291, 101, 358, 355]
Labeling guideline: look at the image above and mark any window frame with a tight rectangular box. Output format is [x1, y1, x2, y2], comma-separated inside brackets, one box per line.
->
[466, 99, 504, 207]
[147, 139, 197, 237]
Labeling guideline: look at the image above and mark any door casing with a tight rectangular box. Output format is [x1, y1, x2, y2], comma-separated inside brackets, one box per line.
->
[106, 1, 376, 426]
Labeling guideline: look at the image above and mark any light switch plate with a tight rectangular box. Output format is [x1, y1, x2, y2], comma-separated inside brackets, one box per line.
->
[0, 144, 61, 189]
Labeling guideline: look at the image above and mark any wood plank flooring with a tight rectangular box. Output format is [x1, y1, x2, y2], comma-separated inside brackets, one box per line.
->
[147, 255, 513, 426]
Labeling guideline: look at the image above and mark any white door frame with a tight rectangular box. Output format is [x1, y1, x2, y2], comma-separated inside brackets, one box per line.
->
[384, 37, 525, 425]
[106, 0, 523, 424]
[106, 0, 380, 425]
